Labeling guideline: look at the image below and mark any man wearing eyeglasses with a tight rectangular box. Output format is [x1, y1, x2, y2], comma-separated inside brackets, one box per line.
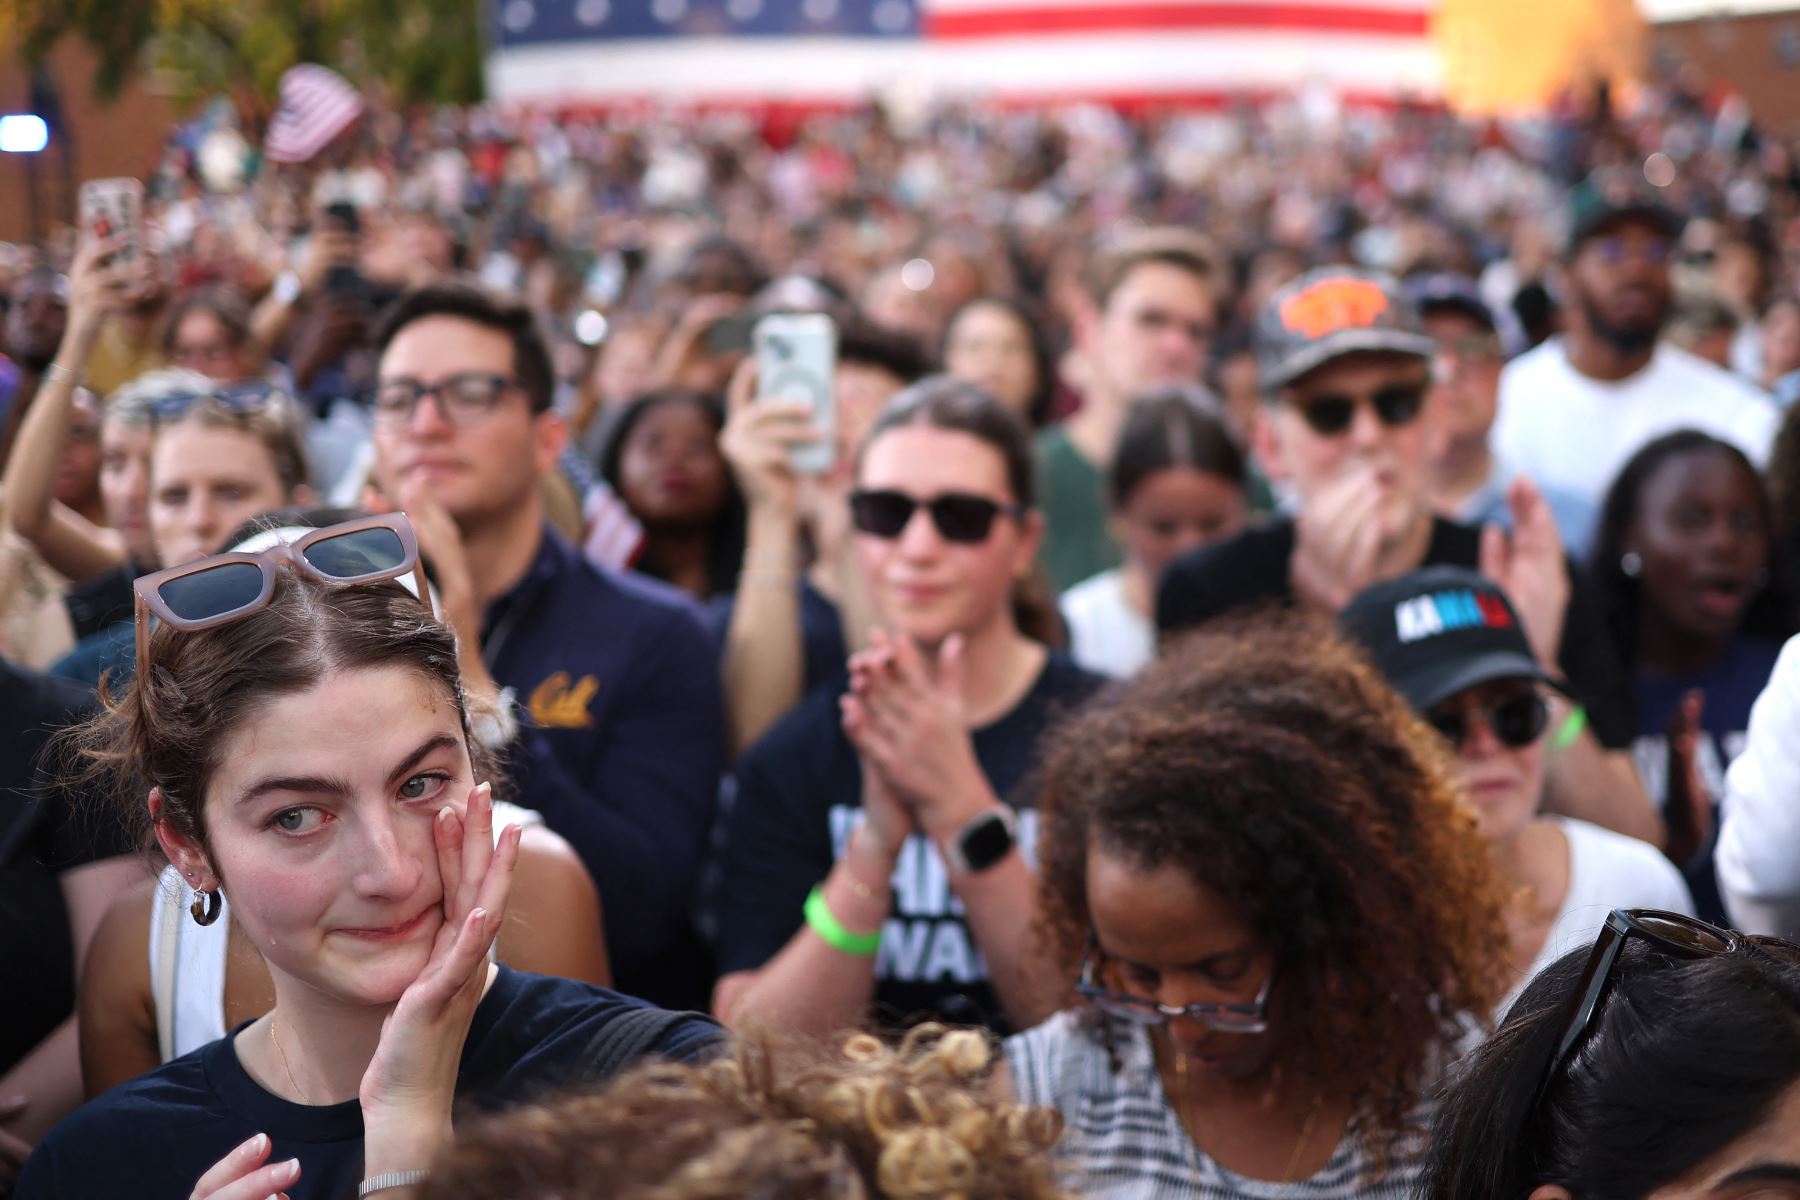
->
[1037, 228, 1218, 593]
[368, 282, 725, 1010]
[1157, 268, 1663, 848]
[1492, 174, 1777, 557]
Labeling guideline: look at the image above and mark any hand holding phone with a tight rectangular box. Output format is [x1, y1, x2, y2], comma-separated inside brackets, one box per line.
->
[754, 313, 837, 475]
[78, 178, 145, 267]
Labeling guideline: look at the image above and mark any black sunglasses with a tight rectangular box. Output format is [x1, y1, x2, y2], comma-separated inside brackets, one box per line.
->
[1531, 909, 1800, 1113]
[1294, 383, 1426, 437]
[849, 489, 1025, 544]
[1425, 692, 1548, 751]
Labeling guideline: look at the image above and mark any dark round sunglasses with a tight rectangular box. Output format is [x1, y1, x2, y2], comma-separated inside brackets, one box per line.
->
[849, 489, 1025, 544]
[1294, 383, 1426, 437]
[1425, 692, 1549, 751]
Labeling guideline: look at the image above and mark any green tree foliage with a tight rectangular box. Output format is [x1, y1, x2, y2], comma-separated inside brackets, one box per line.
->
[0, 0, 485, 111]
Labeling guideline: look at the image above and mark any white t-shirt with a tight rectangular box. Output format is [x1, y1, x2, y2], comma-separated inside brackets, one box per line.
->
[1060, 569, 1154, 680]
[1493, 338, 1777, 555]
[1499, 816, 1695, 1017]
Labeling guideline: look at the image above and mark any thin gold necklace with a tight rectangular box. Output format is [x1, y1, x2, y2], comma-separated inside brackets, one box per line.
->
[269, 1014, 309, 1105]
[1169, 1039, 1324, 1195]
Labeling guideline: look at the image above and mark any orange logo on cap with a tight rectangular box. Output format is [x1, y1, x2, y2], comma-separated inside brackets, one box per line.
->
[1279, 278, 1391, 339]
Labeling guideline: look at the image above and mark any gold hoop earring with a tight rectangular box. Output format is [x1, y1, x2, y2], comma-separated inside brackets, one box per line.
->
[190, 889, 222, 927]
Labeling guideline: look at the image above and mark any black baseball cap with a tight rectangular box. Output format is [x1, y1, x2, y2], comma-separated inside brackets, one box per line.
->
[1565, 169, 1686, 257]
[1406, 273, 1526, 358]
[1406, 274, 1497, 331]
[1257, 267, 1435, 392]
[1339, 566, 1564, 712]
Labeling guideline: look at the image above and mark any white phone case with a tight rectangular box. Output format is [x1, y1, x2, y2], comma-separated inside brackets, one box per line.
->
[754, 313, 838, 475]
[78, 178, 145, 265]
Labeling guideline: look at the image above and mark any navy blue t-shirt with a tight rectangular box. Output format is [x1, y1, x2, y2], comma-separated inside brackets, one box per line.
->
[1632, 635, 1784, 924]
[710, 653, 1103, 1035]
[17, 968, 720, 1200]
[703, 578, 848, 699]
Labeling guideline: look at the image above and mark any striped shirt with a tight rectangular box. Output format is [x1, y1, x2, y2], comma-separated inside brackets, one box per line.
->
[1005, 1011, 1427, 1200]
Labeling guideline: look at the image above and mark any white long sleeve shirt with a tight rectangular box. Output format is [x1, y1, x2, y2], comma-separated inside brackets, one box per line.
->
[1718, 635, 1800, 937]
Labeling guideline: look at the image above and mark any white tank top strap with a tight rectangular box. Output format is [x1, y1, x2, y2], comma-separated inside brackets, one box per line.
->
[492, 799, 544, 832]
[149, 864, 231, 1062]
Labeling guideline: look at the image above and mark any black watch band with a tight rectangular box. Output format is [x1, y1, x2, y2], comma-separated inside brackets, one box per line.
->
[947, 807, 1018, 874]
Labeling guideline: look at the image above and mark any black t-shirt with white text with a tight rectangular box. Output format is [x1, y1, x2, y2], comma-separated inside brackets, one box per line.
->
[710, 653, 1103, 1035]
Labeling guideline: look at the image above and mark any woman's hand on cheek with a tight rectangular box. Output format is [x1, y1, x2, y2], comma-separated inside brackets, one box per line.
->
[358, 781, 521, 1177]
[188, 1132, 298, 1200]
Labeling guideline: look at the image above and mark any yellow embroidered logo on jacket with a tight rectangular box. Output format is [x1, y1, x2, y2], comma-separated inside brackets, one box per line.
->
[528, 672, 599, 729]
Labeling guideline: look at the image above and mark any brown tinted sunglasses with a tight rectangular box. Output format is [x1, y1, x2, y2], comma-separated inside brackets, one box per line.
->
[132, 513, 427, 682]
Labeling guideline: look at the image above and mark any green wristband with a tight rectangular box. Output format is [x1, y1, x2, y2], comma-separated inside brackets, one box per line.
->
[1552, 704, 1587, 751]
[804, 885, 882, 957]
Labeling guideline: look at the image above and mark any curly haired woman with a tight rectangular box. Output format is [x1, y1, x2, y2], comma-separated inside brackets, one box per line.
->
[999, 617, 1513, 1199]
[419, 1024, 1071, 1200]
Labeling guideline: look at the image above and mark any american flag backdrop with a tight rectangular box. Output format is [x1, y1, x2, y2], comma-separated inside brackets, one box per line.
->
[486, 0, 1441, 106]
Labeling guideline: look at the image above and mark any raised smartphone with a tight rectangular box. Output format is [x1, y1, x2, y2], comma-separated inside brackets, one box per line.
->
[754, 312, 837, 475]
[77, 178, 145, 266]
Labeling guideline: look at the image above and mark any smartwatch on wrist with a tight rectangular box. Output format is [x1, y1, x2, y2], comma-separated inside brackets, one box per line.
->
[946, 807, 1018, 874]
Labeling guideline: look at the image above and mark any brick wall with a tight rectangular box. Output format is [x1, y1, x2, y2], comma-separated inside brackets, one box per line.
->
[1654, 8, 1800, 136]
[0, 40, 177, 243]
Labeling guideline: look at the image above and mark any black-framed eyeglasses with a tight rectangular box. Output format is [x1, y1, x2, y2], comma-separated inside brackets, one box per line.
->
[1292, 383, 1427, 437]
[148, 378, 286, 422]
[1076, 935, 1274, 1034]
[1531, 909, 1800, 1113]
[849, 489, 1026, 545]
[372, 372, 523, 428]
[1425, 691, 1549, 751]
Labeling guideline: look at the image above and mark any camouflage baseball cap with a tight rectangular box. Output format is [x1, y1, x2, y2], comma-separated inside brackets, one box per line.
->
[1257, 267, 1436, 392]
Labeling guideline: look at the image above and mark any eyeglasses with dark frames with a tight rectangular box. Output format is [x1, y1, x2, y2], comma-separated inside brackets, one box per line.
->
[1076, 935, 1274, 1034]
[371, 372, 525, 428]
[1530, 908, 1800, 1113]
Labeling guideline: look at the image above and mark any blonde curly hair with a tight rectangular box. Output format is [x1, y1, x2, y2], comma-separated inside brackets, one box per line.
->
[420, 1024, 1070, 1200]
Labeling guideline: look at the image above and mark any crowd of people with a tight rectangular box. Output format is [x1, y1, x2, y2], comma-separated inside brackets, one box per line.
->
[4, 53, 1800, 1199]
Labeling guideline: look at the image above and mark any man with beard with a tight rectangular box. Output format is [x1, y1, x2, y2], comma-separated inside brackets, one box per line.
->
[1493, 176, 1776, 556]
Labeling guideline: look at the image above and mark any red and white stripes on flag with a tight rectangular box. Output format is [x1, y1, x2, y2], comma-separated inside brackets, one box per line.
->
[581, 483, 647, 572]
[265, 65, 366, 165]
[487, 0, 1441, 107]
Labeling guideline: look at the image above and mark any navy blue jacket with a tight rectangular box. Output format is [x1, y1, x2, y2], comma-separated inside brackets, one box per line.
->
[484, 526, 725, 1008]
